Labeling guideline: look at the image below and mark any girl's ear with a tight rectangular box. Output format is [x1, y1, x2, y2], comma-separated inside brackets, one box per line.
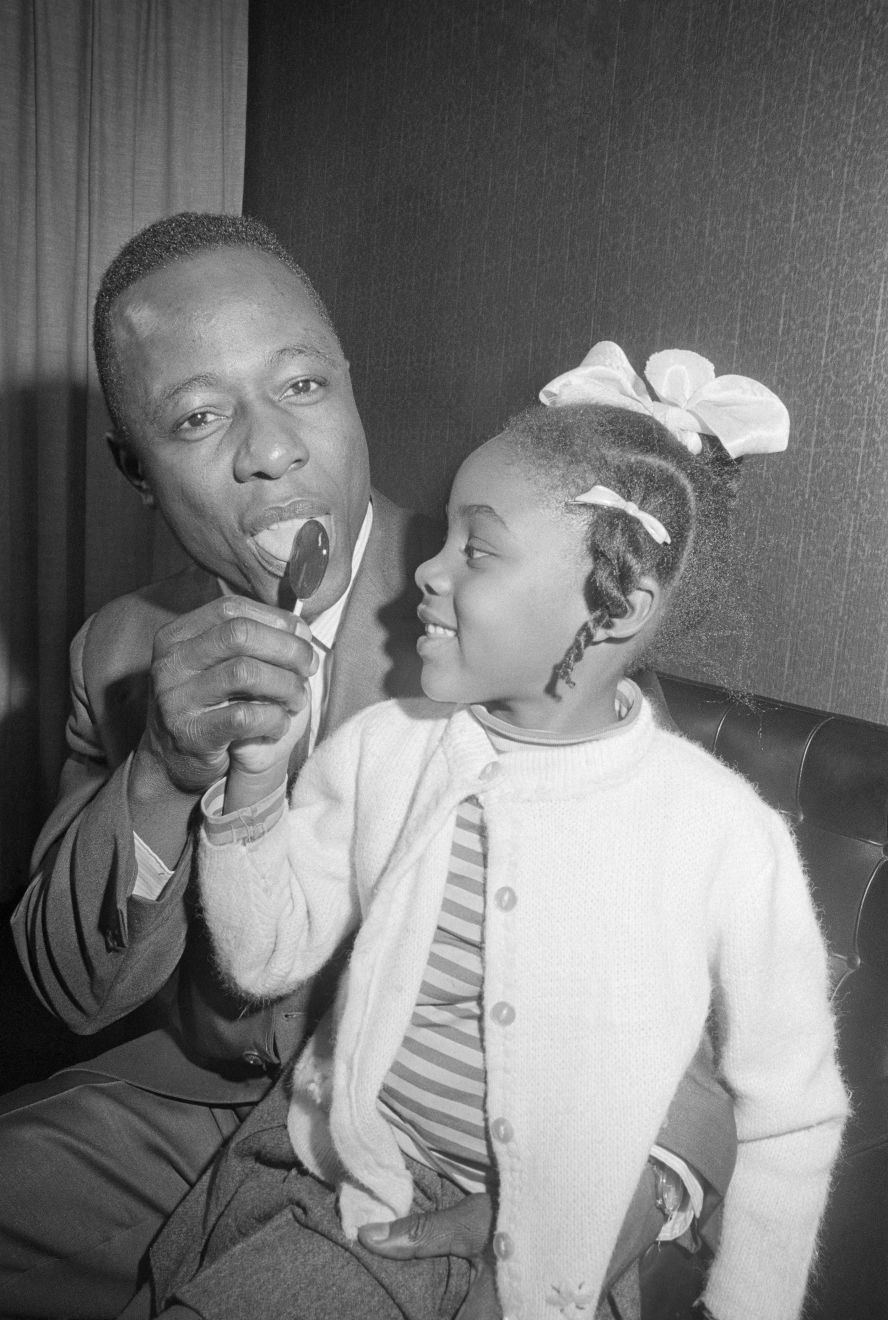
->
[603, 575, 663, 642]
[106, 432, 156, 509]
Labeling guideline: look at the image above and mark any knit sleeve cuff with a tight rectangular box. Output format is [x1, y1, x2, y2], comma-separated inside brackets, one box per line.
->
[201, 778, 288, 845]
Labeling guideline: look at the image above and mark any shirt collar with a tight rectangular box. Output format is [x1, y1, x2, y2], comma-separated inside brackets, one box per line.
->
[216, 500, 374, 653]
[309, 501, 373, 651]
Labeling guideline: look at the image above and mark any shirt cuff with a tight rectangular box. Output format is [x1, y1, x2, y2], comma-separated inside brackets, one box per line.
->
[201, 778, 288, 845]
[132, 832, 175, 901]
[649, 1143, 705, 1242]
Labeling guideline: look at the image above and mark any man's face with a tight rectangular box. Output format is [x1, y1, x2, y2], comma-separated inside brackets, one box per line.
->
[110, 248, 371, 616]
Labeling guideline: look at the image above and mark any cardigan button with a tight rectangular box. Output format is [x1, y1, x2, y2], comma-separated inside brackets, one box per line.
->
[493, 1231, 515, 1259]
[490, 1001, 515, 1026]
[479, 761, 500, 782]
[491, 1116, 514, 1143]
[494, 886, 517, 911]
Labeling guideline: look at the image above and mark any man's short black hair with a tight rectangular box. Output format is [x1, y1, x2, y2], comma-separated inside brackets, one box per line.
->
[93, 211, 336, 437]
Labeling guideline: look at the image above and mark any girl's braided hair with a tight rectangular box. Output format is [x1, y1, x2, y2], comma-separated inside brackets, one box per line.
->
[505, 402, 743, 685]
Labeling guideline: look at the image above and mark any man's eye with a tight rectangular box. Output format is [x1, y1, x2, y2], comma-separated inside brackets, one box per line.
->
[284, 378, 324, 399]
[175, 410, 219, 432]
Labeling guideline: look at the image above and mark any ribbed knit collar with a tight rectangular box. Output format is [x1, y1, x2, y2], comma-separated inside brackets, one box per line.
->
[439, 688, 657, 800]
[471, 677, 640, 748]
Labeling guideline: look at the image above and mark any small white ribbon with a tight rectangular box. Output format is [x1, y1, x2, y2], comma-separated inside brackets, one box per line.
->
[572, 484, 671, 545]
[539, 341, 789, 458]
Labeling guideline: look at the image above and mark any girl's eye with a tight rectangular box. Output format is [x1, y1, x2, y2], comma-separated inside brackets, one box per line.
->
[464, 541, 491, 562]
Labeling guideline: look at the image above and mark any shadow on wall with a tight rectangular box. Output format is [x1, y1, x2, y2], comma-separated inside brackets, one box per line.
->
[0, 380, 187, 902]
[1, 375, 87, 901]
[0, 632, 40, 902]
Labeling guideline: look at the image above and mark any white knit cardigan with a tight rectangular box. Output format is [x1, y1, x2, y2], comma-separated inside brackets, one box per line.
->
[199, 695, 848, 1320]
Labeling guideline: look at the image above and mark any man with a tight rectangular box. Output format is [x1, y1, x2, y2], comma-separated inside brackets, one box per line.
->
[1, 213, 732, 1319]
[1, 212, 442, 1318]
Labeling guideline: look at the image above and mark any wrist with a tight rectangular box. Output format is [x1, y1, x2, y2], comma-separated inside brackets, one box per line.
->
[223, 764, 288, 813]
[127, 745, 202, 868]
[131, 732, 222, 800]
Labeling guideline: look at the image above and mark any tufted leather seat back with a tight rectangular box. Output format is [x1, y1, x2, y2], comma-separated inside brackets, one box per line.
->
[658, 673, 888, 1112]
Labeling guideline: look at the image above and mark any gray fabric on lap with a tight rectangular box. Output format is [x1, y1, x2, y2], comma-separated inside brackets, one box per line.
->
[149, 1065, 644, 1320]
[150, 1073, 471, 1320]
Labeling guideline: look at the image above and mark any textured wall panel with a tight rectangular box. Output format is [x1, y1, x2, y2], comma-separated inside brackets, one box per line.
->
[245, 0, 888, 722]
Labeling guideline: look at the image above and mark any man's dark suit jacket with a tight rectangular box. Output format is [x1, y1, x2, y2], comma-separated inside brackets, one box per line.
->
[13, 491, 441, 1103]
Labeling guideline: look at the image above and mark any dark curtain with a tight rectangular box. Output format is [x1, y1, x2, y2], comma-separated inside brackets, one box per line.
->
[0, 0, 248, 899]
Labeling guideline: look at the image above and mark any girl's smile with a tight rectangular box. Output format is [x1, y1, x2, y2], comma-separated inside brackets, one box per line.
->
[417, 609, 458, 646]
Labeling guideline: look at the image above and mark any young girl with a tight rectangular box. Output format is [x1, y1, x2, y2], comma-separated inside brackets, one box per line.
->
[172, 344, 847, 1320]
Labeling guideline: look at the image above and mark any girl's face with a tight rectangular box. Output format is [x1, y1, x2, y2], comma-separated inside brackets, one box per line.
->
[415, 434, 613, 731]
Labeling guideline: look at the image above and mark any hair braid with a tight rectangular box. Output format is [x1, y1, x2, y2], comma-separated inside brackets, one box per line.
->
[505, 401, 741, 689]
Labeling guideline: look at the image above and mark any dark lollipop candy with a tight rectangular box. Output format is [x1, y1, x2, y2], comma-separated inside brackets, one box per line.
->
[287, 519, 330, 613]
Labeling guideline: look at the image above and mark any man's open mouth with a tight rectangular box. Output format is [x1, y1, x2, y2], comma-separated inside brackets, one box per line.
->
[251, 512, 332, 574]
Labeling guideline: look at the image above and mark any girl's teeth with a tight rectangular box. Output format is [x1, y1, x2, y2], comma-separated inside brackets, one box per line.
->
[427, 623, 456, 638]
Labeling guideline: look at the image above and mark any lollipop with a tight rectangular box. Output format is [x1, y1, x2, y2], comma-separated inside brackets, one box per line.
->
[287, 519, 330, 615]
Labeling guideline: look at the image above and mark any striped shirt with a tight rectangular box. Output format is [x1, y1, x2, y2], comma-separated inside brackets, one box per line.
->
[376, 690, 642, 1195]
[377, 797, 494, 1192]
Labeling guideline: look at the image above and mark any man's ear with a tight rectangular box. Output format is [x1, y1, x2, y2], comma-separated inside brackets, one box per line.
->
[106, 432, 156, 508]
[603, 576, 663, 643]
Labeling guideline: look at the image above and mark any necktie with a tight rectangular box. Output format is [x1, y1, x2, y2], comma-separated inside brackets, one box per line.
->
[286, 688, 313, 786]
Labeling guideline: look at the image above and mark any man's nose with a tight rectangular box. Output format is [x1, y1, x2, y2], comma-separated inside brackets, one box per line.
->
[233, 407, 309, 481]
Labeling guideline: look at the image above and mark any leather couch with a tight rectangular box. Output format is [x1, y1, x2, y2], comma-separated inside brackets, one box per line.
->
[657, 673, 888, 1320]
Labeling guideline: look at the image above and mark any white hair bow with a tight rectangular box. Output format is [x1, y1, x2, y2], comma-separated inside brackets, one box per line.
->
[539, 341, 789, 458]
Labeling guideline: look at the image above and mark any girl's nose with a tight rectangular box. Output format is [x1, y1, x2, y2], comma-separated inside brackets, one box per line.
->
[415, 549, 449, 595]
[233, 409, 310, 481]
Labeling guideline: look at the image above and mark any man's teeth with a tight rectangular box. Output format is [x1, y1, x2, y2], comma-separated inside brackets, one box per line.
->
[426, 623, 456, 638]
[254, 518, 325, 562]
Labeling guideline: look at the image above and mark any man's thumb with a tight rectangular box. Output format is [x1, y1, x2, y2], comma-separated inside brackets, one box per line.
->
[358, 1195, 493, 1260]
